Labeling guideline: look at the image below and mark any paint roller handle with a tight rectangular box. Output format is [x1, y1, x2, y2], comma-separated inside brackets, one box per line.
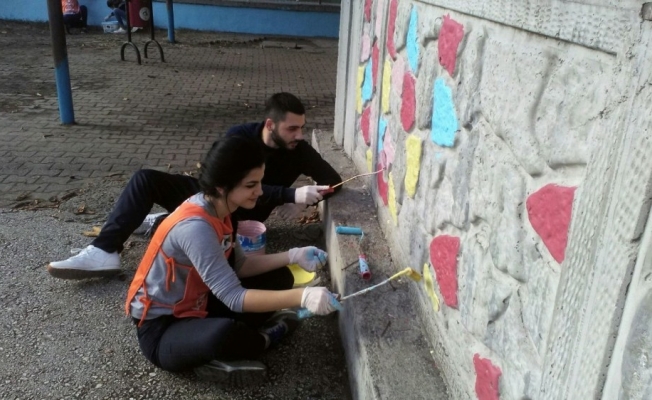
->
[318, 186, 335, 195]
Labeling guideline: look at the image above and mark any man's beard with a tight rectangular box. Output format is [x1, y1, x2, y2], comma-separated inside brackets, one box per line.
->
[270, 127, 298, 150]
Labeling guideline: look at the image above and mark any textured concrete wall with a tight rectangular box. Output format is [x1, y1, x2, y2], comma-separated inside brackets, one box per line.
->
[335, 0, 652, 398]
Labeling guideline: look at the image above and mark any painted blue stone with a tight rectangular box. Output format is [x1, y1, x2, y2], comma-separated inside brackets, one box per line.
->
[431, 78, 458, 147]
[407, 7, 419, 73]
[378, 117, 387, 152]
[362, 60, 373, 102]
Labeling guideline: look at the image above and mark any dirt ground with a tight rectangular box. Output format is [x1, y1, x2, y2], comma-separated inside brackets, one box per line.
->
[0, 20, 349, 399]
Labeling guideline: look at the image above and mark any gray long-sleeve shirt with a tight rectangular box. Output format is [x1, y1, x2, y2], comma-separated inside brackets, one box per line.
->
[130, 193, 247, 320]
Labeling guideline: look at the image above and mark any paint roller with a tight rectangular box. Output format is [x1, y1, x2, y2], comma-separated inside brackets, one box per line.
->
[296, 267, 422, 319]
[334, 225, 370, 280]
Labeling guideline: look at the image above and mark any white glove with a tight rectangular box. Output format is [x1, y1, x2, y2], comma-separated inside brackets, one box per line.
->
[301, 287, 342, 315]
[289, 246, 327, 272]
[276, 203, 307, 220]
[294, 185, 330, 205]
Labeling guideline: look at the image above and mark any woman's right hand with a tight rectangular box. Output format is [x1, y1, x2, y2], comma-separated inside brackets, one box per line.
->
[301, 287, 342, 315]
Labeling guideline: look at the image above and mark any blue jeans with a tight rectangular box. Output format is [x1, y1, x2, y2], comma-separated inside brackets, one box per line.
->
[112, 8, 126, 28]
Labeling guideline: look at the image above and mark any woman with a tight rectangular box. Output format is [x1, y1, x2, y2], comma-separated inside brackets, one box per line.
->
[125, 135, 341, 386]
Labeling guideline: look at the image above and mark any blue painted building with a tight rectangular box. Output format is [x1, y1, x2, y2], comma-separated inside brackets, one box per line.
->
[0, 0, 340, 38]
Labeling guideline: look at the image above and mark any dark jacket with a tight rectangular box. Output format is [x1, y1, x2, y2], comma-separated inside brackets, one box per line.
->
[226, 122, 342, 222]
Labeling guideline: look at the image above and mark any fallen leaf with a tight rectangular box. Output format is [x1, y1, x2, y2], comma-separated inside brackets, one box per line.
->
[82, 226, 102, 237]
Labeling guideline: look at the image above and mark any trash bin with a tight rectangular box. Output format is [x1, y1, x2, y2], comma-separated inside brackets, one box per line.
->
[128, 0, 151, 29]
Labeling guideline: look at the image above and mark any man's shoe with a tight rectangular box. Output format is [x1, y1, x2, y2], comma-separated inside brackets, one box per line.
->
[194, 360, 267, 387]
[113, 27, 126, 34]
[133, 212, 169, 237]
[259, 310, 299, 349]
[47, 245, 120, 280]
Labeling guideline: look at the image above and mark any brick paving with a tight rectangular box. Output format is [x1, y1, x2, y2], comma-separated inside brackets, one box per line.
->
[0, 21, 338, 207]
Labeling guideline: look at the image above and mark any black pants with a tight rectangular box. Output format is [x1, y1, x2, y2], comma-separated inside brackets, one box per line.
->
[135, 267, 294, 372]
[93, 169, 274, 254]
[63, 6, 88, 29]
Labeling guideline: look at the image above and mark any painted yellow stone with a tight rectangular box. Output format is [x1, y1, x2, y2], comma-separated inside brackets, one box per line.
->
[382, 59, 392, 114]
[388, 173, 398, 225]
[357, 65, 365, 113]
[404, 135, 422, 198]
[366, 148, 373, 172]
[422, 263, 440, 312]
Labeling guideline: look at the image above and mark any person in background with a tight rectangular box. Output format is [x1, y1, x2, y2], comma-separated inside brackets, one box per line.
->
[126, 135, 341, 385]
[47, 92, 342, 280]
[61, 0, 87, 34]
[104, 0, 127, 34]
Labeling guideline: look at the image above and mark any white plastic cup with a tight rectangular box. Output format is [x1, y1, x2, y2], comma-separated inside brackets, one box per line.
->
[236, 220, 267, 255]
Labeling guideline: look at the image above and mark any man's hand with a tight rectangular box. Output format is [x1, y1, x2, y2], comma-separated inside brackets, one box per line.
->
[301, 287, 342, 315]
[288, 246, 327, 272]
[275, 203, 307, 220]
[294, 185, 330, 205]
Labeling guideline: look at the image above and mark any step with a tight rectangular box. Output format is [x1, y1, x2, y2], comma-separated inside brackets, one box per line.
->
[312, 132, 449, 400]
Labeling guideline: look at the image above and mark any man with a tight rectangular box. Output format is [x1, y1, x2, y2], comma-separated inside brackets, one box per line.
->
[61, 0, 88, 33]
[47, 93, 342, 280]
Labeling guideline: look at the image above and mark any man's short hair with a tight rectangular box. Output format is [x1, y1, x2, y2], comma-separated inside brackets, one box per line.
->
[264, 93, 306, 122]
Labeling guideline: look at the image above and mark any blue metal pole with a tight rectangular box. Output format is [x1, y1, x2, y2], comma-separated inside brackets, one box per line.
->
[46, 0, 75, 125]
[166, 0, 175, 43]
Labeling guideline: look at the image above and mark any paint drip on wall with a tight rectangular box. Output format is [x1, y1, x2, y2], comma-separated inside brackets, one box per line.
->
[526, 184, 576, 263]
[382, 130, 395, 168]
[431, 78, 458, 147]
[404, 135, 422, 198]
[366, 148, 373, 172]
[377, 162, 389, 205]
[382, 58, 392, 114]
[386, 0, 398, 59]
[362, 61, 374, 103]
[438, 15, 464, 76]
[388, 173, 398, 225]
[406, 6, 419, 73]
[473, 354, 501, 400]
[422, 263, 440, 312]
[401, 72, 416, 132]
[361, 106, 371, 145]
[357, 65, 365, 113]
[378, 117, 387, 152]
[429, 235, 460, 308]
[372, 42, 380, 87]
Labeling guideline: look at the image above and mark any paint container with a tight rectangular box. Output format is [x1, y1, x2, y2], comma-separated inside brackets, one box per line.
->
[237, 220, 266, 255]
[358, 254, 371, 280]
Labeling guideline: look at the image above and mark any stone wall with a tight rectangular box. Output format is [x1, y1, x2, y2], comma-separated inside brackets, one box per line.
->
[334, 0, 652, 398]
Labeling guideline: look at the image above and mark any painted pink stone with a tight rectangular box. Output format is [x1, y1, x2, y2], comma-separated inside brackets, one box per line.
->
[374, 0, 384, 38]
[383, 131, 395, 166]
[361, 106, 371, 146]
[438, 15, 464, 76]
[473, 354, 501, 400]
[364, 0, 372, 22]
[386, 0, 398, 59]
[377, 162, 388, 205]
[370, 98, 379, 143]
[372, 42, 380, 87]
[526, 184, 576, 263]
[429, 235, 459, 308]
[401, 73, 416, 132]
[360, 32, 371, 62]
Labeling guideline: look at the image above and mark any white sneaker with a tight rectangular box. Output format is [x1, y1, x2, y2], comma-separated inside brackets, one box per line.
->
[113, 27, 126, 34]
[47, 245, 121, 280]
[133, 212, 168, 235]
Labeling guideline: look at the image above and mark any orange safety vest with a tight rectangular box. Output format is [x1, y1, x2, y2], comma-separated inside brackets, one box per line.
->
[61, 0, 80, 14]
[125, 201, 234, 327]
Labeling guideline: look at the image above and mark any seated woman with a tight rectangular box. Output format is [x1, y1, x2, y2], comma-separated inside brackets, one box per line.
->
[125, 135, 341, 386]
